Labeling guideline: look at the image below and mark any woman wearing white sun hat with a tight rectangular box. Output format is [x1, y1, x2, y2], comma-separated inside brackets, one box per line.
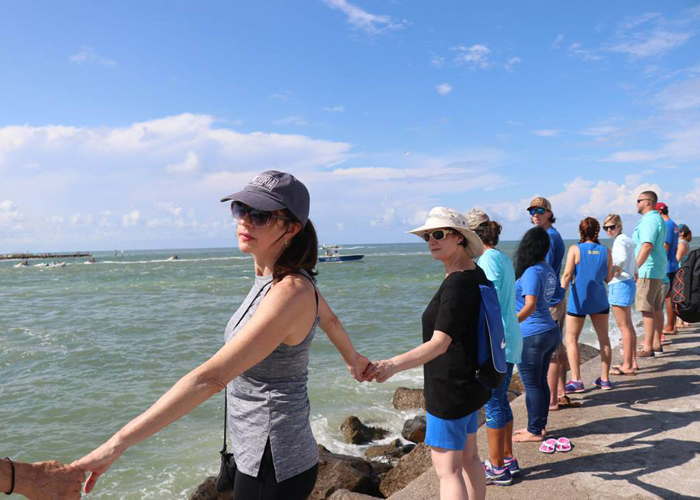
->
[367, 207, 489, 500]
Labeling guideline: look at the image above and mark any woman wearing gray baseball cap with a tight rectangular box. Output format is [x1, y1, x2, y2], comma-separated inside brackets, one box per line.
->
[74, 170, 372, 500]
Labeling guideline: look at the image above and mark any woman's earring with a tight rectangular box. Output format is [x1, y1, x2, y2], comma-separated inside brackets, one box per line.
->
[284, 240, 289, 246]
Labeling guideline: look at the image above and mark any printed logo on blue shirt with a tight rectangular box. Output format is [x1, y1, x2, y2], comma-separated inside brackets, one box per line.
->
[545, 273, 557, 302]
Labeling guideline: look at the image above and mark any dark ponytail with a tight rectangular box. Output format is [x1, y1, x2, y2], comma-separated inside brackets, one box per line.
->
[273, 214, 318, 281]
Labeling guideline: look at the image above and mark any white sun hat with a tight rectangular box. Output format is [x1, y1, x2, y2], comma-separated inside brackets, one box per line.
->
[408, 206, 484, 259]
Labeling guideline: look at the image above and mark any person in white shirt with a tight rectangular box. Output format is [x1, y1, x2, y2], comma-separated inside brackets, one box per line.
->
[603, 214, 638, 375]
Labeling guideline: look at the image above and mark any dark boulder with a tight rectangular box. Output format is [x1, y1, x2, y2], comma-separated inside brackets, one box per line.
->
[341, 416, 389, 445]
[311, 445, 382, 499]
[188, 476, 232, 500]
[401, 415, 426, 444]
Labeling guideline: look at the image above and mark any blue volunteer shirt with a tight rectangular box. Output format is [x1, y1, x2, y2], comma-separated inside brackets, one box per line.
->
[633, 210, 668, 280]
[665, 218, 679, 274]
[546, 227, 566, 305]
[515, 261, 559, 337]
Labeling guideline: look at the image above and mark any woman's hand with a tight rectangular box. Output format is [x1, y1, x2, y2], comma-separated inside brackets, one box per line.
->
[71, 440, 124, 494]
[365, 359, 398, 383]
[347, 352, 373, 382]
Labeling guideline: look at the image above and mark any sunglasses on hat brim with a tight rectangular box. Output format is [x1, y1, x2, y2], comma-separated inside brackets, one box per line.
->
[231, 202, 291, 228]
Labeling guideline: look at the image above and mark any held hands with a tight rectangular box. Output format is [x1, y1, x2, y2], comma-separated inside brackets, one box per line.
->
[71, 439, 124, 494]
[19, 460, 85, 500]
[347, 352, 374, 382]
[364, 359, 398, 383]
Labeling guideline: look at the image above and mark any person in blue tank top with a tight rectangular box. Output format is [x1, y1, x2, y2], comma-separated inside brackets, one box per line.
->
[562, 217, 613, 392]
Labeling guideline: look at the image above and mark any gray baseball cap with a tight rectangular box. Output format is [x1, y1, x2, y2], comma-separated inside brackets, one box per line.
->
[221, 170, 310, 227]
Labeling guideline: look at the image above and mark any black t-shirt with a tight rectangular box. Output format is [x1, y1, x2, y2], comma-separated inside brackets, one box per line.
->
[422, 267, 491, 419]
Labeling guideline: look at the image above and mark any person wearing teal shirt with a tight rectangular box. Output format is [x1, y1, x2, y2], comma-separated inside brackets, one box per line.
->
[468, 209, 522, 485]
[633, 190, 667, 358]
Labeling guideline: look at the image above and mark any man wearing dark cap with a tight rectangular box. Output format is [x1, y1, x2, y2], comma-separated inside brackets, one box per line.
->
[527, 197, 568, 408]
[657, 202, 679, 335]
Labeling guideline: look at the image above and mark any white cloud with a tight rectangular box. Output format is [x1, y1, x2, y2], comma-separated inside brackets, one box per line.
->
[121, 210, 141, 228]
[270, 91, 293, 102]
[656, 76, 700, 111]
[69, 46, 117, 67]
[165, 150, 200, 174]
[70, 213, 94, 227]
[0, 200, 23, 229]
[430, 54, 446, 68]
[154, 202, 183, 217]
[370, 207, 398, 227]
[322, 0, 407, 35]
[435, 83, 452, 95]
[505, 56, 522, 71]
[580, 124, 619, 137]
[567, 43, 604, 62]
[533, 129, 561, 137]
[607, 12, 695, 58]
[273, 115, 309, 126]
[551, 34, 565, 49]
[451, 44, 492, 69]
[322, 105, 345, 113]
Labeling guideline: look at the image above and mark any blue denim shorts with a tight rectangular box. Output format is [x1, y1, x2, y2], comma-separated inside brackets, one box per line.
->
[425, 410, 478, 450]
[484, 363, 514, 429]
[608, 279, 636, 307]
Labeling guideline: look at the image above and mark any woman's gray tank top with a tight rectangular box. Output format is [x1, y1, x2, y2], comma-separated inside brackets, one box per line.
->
[224, 272, 319, 482]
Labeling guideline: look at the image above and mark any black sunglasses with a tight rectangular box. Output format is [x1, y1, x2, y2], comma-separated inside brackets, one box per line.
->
[603, 224, 617, 231]
[231, 202, 290, 228]
[636, 198, 652, 204]
[422, 229, 454, 242]
[528, 207, 547, 215]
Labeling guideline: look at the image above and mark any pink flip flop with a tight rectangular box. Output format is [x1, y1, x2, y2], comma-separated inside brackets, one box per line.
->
[555, 437, 572, 452]
[539, 438, 556, 454]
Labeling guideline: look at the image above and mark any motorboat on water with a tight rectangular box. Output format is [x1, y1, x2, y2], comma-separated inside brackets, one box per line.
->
[34, 262, 49, 268]
[14, 260, 29, 268]
[47, 261, 66, 268]
[318, 245, 364, 263]
[84, 258, 97, 264]
[167, 254, 179, 261]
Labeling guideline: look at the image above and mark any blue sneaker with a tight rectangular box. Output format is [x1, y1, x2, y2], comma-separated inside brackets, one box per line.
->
[565, 379, 585, 393]
[503, 456, 520, 476]
[594, 377, 613, 390]
[483, 460, 513, 486]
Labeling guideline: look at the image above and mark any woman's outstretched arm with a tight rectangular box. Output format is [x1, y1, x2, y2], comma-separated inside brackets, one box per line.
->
[72, 276, 316, 493]
[317, 290, 372, 381]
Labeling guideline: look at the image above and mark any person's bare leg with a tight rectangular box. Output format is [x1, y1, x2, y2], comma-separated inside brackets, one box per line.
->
[503, 420, 514, 459]
[565, 315, 586, 381]
[641, 311, 655, 352]
[547, 351, 561, 410]
[461, 434, 486, 500]
[486, 427, 505, 467]
[653, 310, 664, 350]
[431, 447, 467, 500]
[664, 296, 676, 333]
[591, 314, 611, 381]
[612, 306, 636, 372]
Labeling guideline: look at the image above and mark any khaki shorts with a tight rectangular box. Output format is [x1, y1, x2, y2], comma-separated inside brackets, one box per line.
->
[635, 278, 665, 312]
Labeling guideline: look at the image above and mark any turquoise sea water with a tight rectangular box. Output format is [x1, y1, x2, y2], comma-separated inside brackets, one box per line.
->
[1, 240, 688, 498]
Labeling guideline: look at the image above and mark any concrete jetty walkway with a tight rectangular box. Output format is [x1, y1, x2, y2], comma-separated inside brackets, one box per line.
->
[391, 326, 700, 499]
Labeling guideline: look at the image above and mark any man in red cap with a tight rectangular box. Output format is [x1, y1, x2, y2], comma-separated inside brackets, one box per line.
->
[657, 202, 679, 336]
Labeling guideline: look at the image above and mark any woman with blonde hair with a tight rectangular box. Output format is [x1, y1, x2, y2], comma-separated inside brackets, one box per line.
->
[603, 214, 639, 374]
[562, 217, 613, 392]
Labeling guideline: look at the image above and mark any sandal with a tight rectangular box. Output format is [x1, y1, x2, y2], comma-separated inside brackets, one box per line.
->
[610, 366, 636, 376]
[539, 438, 557, 454]
[557, 395, 582, 408]
[555, 437, 572, 452]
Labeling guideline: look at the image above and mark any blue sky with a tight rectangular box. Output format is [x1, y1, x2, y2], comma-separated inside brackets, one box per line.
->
[1, 1, 700, 252]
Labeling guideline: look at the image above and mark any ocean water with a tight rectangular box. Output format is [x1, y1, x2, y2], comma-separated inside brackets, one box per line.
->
[0, 240, 676, 498]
